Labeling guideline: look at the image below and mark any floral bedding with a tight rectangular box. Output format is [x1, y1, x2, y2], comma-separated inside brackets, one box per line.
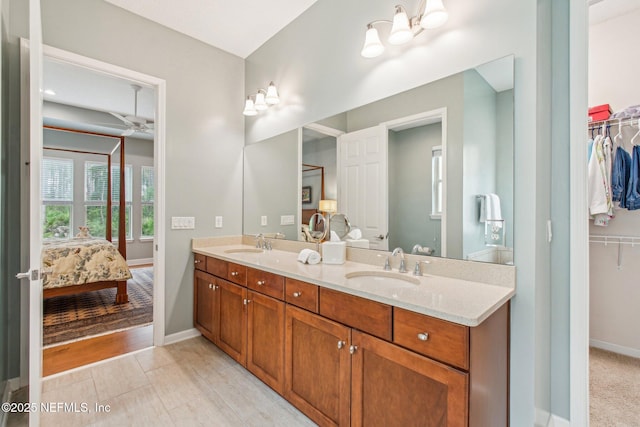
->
[41, 238, 131, 289]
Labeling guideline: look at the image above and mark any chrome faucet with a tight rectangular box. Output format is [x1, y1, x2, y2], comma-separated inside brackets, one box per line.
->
[255, 233, 265, 249]
[391, 247, 407, 273]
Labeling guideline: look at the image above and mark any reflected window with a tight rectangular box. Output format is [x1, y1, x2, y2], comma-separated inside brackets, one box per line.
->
[431, 146, 442, 218]
[41, 157, 74, 239]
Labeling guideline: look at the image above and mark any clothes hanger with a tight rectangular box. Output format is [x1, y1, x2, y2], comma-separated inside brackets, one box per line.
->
[613, 119, 624, 148]
[631, 119, 640, 146]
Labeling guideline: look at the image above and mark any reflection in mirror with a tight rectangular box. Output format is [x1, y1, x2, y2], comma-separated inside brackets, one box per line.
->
[329, 213, 351, 239]
[243, 55, 514, 264]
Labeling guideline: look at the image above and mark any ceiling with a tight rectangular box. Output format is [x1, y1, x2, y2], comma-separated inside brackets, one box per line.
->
[589, 0, 640, 25]
[104, 0, 318, 58]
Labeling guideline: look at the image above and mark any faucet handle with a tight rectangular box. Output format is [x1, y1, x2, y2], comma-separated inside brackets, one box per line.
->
[383, 256, 392, 271]
[398, 258, 407, 273]
[413, 260, 431, 276]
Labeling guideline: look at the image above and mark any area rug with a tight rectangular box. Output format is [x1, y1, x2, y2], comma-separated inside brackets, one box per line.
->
[43, 267, 153, 346]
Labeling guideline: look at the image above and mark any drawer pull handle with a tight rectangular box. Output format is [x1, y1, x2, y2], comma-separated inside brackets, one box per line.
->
[257, 280, 265, 286]
[231, 271, 239, 277]
[337, 340, 345, 350]
[417, 332, 429, 341]
[292, 292, 302, 298]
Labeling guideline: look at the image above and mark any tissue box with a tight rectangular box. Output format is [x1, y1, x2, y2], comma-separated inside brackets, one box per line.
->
[322, 241, 346, 264]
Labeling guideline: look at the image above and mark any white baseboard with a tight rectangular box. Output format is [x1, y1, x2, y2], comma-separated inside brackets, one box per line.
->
[535, 407, 550, 427]
[549, 414, 571, 427]
[163, 328, 201, 345]
[127, 258, 154, 267]
[590, 338, 640, 359]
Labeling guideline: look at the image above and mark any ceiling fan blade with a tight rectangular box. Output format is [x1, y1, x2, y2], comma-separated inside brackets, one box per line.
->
[109, 111, 135, 126]
[121, 129, 135, 136]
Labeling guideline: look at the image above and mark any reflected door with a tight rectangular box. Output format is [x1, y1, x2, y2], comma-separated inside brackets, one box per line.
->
[338, 126, 388, 251]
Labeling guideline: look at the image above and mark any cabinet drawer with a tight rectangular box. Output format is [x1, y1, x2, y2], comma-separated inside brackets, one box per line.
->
[247, 268, 284, 299]
[285, 278, 318, 313]
[393, 307, 469, 370]
[194, 253, 206, 271]
[227, 262, 247, 285]
[206, 256, 227, 278]
[319, 288, 392, 341]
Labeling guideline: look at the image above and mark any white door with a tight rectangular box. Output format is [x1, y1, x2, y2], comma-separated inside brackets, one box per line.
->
[16, 2, 44, 426]
[337, 125, 388, 251]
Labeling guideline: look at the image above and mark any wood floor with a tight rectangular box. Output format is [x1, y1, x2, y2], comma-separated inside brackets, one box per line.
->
[43, 325, 153, 377]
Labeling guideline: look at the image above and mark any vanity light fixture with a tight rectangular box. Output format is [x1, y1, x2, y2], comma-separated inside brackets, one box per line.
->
[243, 81, 280, 116]
[360, 0, 449, 58]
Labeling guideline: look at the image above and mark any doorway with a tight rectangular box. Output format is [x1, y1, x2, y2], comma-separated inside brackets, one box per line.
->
[29, 45, 166, 376]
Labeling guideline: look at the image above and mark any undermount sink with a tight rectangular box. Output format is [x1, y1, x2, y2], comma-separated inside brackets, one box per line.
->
[223, 248, 263, 254]
[344, 270, 420, 288]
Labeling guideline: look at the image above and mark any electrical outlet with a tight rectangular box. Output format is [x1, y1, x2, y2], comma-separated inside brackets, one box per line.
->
[215, 216, 223, 228]
[261, 216, 268, 226]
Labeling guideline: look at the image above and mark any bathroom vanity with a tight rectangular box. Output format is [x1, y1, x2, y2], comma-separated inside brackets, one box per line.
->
[192, 237, 514, 427]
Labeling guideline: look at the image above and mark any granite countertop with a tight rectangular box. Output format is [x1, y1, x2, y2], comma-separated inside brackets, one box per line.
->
[193, 244, 514, 327]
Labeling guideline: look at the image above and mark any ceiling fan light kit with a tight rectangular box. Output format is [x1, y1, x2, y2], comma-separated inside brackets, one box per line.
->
[243, 81, 280, 116]
[360, 0, 449, 58]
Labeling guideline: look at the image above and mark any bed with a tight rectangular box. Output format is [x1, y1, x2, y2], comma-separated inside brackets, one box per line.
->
[41, 126, 131, 304]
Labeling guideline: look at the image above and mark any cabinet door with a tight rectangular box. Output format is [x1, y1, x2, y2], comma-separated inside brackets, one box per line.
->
[351, 330, 468, 427]
[247, 291, 285, 394]
[194, 270, 218, 343]
[285, 305, 351, 427]
[218, 279, 247, 366]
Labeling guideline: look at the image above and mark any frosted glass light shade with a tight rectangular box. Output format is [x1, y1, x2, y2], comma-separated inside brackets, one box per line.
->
[388, 8, 413, 45]
[243, 97, 257, 116]
[420, 0, 448, 29]
[319, 199, 337, 213]
[254, 91, 268, 111]
[265, 82, 279, 105]
[361, 27, 384, 58]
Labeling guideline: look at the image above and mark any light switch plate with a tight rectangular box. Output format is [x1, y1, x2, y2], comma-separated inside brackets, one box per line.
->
[171, 216, 195, 230]
[261, 216, 268, 226]
[280, 215, 295, 225]
[215, 216, 223, 228]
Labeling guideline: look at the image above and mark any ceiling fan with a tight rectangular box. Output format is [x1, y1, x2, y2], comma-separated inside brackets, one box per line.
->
[109, 84, 154, 136]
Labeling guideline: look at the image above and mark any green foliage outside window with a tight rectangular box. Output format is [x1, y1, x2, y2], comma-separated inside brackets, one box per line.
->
[42, 205, 71, 239]
[85, 205, 131, 239]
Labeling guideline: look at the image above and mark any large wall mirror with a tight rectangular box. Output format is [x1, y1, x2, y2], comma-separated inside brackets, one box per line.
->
[243, 55, 514, 264]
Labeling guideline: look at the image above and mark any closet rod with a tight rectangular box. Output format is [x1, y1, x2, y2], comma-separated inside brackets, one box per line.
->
[589, 234, 640, 245]
[588, 115, 640, 128]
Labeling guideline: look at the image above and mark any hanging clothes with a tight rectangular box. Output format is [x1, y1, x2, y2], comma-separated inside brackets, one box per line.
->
[588, 134, 614, 225]
[625, 145, 640, 210]
[611, 146, 631, 208]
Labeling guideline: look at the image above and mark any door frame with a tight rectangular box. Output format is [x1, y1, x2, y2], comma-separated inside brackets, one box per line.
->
[380, 108, 448, 257]
[40, 45, 168, 347]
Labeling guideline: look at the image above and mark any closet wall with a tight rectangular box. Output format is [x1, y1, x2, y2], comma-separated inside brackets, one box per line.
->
[588, 6, 640, 357]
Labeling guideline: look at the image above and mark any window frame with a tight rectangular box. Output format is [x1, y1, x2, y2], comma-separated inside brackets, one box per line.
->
[41, 156, 74, 240]
[431, 145, 443, 220]
[140, 165, 155, 240]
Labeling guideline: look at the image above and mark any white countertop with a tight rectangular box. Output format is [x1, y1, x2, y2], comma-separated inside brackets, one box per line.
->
[193, 244, 514, 327]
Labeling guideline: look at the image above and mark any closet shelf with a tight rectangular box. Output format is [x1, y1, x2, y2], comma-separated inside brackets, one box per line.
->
[589, 114, 640, 129]
[589, 234, 640, 245]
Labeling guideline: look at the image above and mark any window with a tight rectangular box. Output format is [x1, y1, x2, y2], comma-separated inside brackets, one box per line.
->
[41, 157, 73, 239]
[431, 146, 443, 218]
[141, 166, 155, 238]
[84, 162, 132, 239]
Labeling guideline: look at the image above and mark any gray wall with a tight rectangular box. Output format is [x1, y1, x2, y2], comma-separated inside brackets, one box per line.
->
[243, 130, 299, 239]
[40, 0, 245, 336]
[43, 129, 154, 261]
[302, 136, 337, 205]
[388, 124, 441, 256]
[496, 90, 514, 249]
[462, 69, 497, 257]
[245, 0, 546, 423]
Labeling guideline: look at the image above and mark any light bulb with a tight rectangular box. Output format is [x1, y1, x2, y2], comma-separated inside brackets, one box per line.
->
[265, 82, 279, 105]
[254, 91, 268, 111]
[243, 97, 257, 116]
[361, 26, 385, 58]
[420, 0, 448, 29]
[388, 6, 413, 45]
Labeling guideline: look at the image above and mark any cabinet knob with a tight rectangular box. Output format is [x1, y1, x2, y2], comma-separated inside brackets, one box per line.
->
[195, 259, 201, 264]
[349, 345, 358, 355]
[337, 340, 346, 349]
[231, 271, 239, 277]
[292, 292, 302, 298]
[208, 283, 213, 289]
[243, 299, 251, 305]
[417, 332, 429, 341]
[215, 285, 219, 290]
[257, 280, 265, 286]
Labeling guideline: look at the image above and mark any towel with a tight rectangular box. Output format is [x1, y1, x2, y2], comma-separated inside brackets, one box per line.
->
[346, 228, 362, 240]
[297, 249, 321, 265]
[479, 193, 503, 223]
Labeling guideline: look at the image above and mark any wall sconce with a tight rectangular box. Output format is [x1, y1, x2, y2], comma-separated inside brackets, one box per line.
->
[361, 0, 449, 58]
[243, 82, 280, 116]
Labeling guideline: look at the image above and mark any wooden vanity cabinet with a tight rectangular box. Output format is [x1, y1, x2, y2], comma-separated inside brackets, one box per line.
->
[284, 305, 351, 427]
[193, 270, 219, 343]
[247, 290, 285, 394]
[217, 278, 247, 365]
[350, 330, 468, 427]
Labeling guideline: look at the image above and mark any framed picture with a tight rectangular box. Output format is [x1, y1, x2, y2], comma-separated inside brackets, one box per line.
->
[302, 186, 312, 204]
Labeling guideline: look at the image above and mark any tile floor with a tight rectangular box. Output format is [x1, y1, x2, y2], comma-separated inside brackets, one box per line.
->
[17, 336, 316, 426]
